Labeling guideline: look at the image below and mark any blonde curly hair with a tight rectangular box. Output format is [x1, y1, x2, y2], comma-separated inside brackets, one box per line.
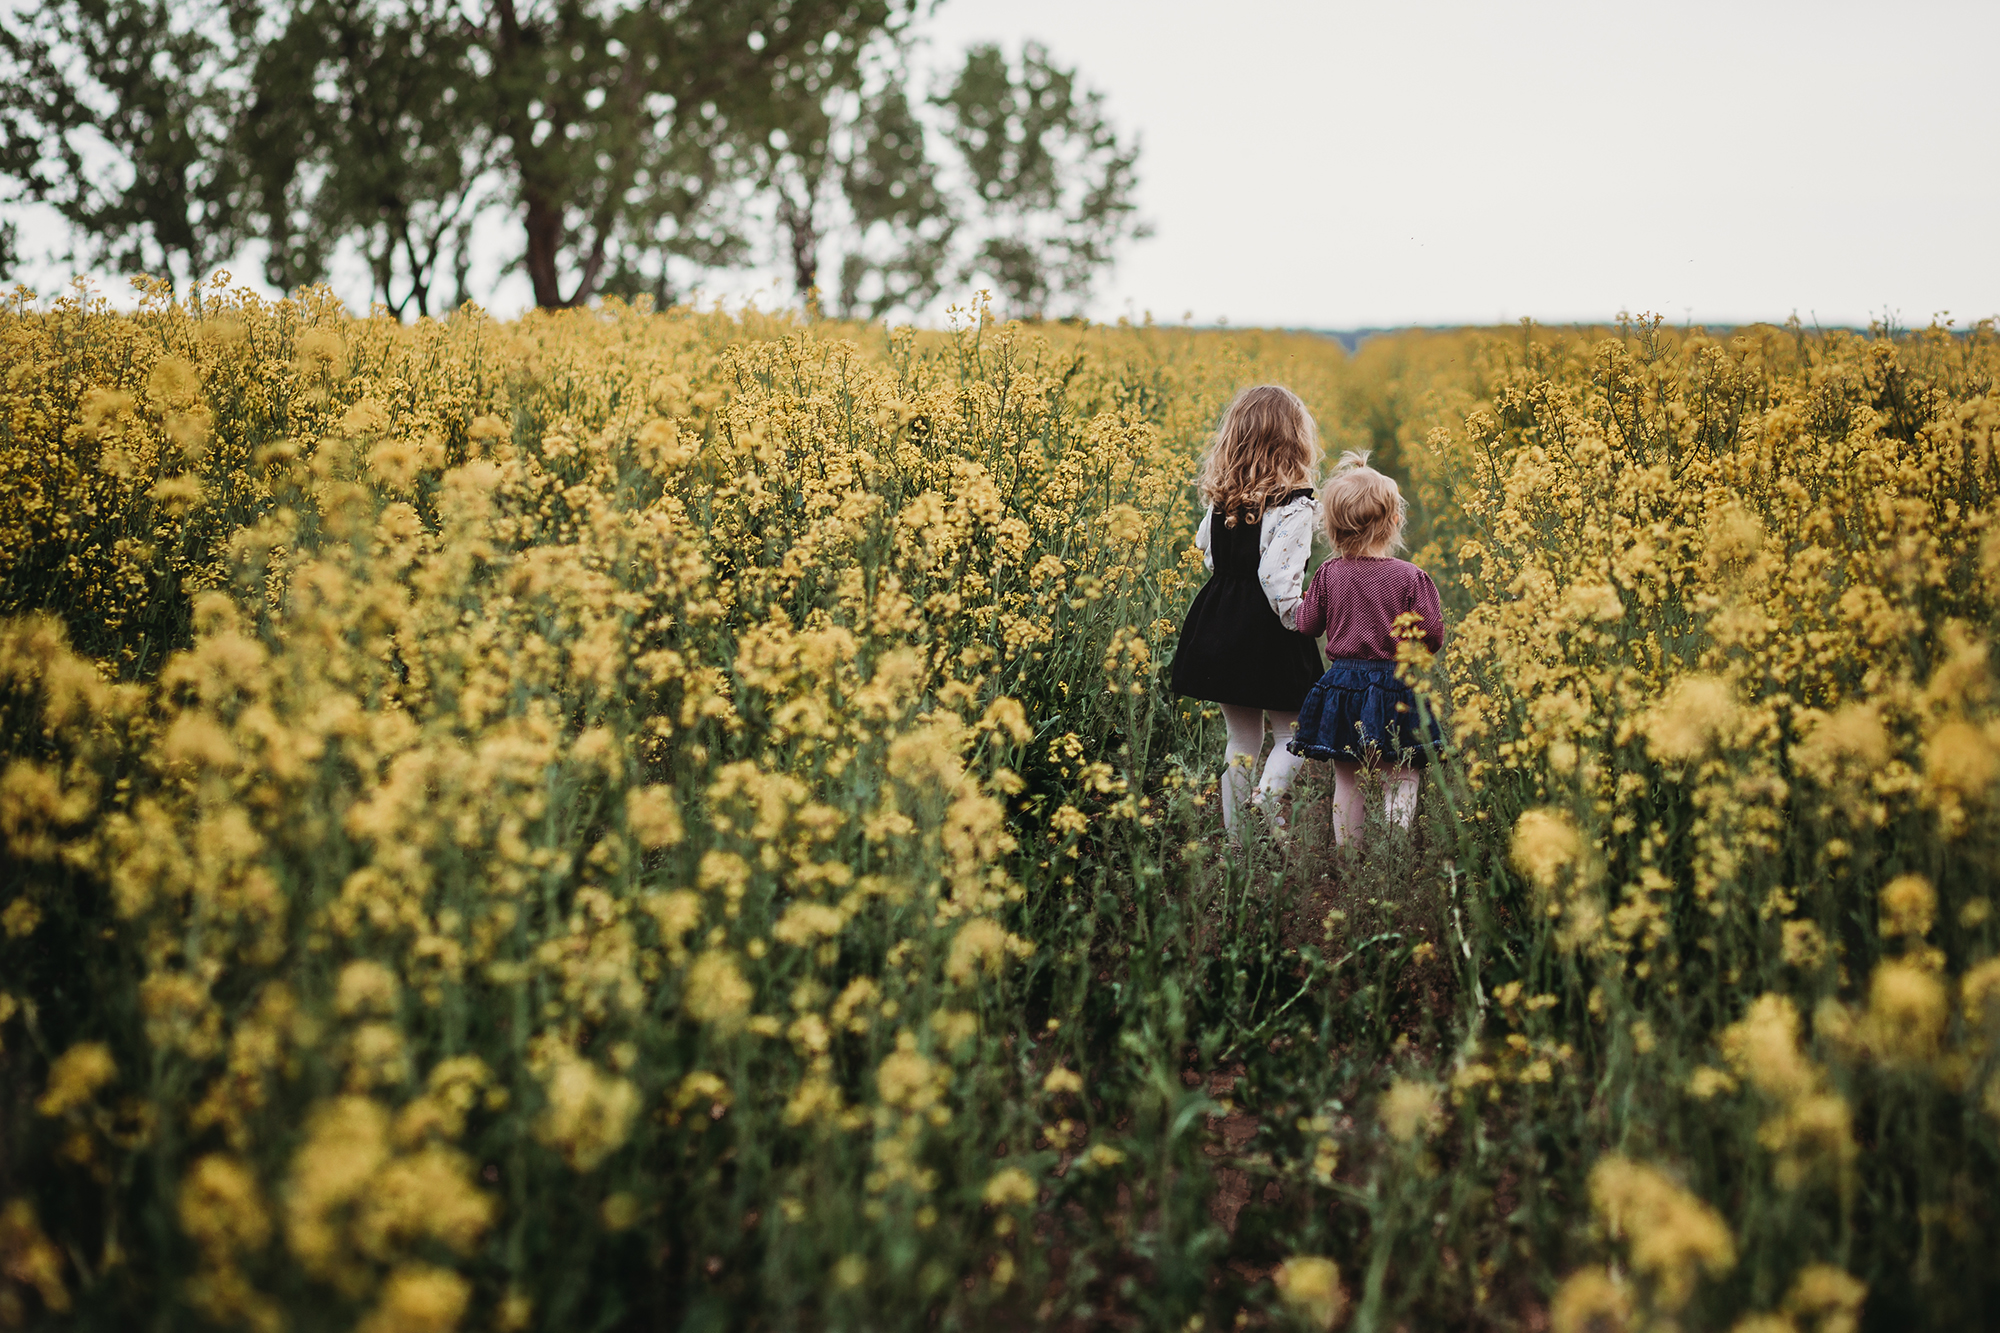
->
[1197, 385, 1320, 528]
[1321, 450, 1406, 557]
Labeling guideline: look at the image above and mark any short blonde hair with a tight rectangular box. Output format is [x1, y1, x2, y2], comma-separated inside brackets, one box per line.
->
[1197, 385, 1320, 527]
[1321, 450, 1406, 557]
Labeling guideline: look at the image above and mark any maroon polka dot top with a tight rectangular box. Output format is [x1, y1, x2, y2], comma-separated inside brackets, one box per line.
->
[1295, 557, 1445, 661]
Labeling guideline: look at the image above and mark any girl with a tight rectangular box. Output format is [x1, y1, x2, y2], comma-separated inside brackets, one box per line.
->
[1169, 385, 1325, 834]
[1288, 451, 1446, 844]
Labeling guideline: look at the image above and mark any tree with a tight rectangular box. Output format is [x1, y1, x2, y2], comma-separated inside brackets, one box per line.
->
[753, 40, 1145, 324]
[0, 8, 1146, 319]
[0, 0, 257, 287]
[933, 42, 1147, 320]
[481, 0, 909, 310]
[0, 0, 912, 309]
[746, 42, 957, 321]
[236, 0, 499, 317]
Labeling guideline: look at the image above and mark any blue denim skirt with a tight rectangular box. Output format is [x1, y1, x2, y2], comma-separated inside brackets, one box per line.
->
[1286, 658, 1448, 767]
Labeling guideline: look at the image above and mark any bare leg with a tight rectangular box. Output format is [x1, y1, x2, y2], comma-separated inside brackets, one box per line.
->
[1331, 759, 1366, 846]
[1384, 765, 1421, 828]
[1218, 704, 1266, 835]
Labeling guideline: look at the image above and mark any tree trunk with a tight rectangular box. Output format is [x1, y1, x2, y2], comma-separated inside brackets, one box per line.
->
[776, 191, 819, 315]
[522, 188, 567, 309]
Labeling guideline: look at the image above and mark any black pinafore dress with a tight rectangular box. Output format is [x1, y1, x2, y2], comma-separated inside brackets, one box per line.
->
[1169, 492, 1325, 712]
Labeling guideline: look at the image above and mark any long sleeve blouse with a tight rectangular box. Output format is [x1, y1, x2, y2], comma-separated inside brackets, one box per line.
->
[1194, 493, 1318, 629]
[1295, 556, 1445, 660]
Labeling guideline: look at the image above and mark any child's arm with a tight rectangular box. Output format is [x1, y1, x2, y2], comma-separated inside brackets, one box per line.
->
[1411, 568, 1445, 651]
[1257, 496, 1317, 629]
[1294, 561, 1329, 639]
[1195, 509, 1213, 571]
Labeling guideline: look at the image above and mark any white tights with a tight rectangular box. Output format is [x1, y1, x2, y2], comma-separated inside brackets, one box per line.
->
[1219, 704, 1306, 833]
[1331, 759, 1420, 845]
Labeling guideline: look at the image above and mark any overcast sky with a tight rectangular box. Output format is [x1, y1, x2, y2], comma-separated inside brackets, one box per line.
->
[9, 0, 1995, 328]
[921, 0, 2000, 328]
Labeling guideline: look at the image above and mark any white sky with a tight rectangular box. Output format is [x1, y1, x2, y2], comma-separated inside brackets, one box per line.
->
[9, 0, 1996, 328]
[919, 0, 2000, 328]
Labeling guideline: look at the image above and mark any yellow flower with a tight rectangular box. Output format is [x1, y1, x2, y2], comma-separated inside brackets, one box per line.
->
[643, 891, 702, 961]
[535, 1050, 639, 1172]
[355, 1265, 470, 1333]
[0, 1199, 70, 1313]
[179, 1155, 271, 1256]
[1923, 720, 1996, 806]
[1043, 1067, 1084, 1095]
[600, 1193, 641, 1231]
[1791, 701, 1890, 785]
[684, 952, 753, 1031]
[1780, 920, 1826, 969]
[982, 1167, 1037, 1208]
[1549, 1269, 1630, 1333]
[335, 960, 400, 1018]
[146, 355, 201, 408]
[1877, 874, 1935, 939]
[1273, 1255, 1345, 1331]
[36, 1042, 116, 1117]
[1961, 957, 2000, 1029]
[1864, 960, 1947, 1064]
[772, 903, 845, 947]
[286, 1097, 391, 1278]
[294, 327, 347, 376]
[1718, 994, 1814, 1101]
[1587, 1155, 1734, 1310]
[625, 785, 685, 848]
[945, 918, 1010, 986]
[339, 399, 390, 438]
[1783, 1264, 1866, 1333]
[1378, 1077, 1440, 1144]
[1638, 675, 1738, 763]
[876, 1032, 943, 1111]
[1510, 809, 1581, 891]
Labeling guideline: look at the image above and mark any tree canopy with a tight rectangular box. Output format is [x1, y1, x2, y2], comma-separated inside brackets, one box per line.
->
[0, 2, 1146, 319]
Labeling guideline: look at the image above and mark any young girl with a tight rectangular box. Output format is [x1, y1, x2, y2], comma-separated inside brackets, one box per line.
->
[1288, 451, 1446, 844]
[1169, 385, 1326, 834]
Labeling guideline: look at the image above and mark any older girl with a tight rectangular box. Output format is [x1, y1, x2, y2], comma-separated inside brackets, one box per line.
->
[1170, 385, 1325, 833]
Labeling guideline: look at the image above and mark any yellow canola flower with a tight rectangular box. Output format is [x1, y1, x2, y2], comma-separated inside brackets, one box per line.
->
[683, 951, 753, 1031]
[1587, 1155, 1734, 1311]
[982, 1167, 1037, 1208]
[36, 1042, 116, 1118]
[1510, 809, 1582, 891]
[625, 785, 685, 849]
[1272, 1255, 1346, 1332]
[1784, 1264, 1866, 1333]
[1877, 875, 1935, 940]
[1863, 960, 1948, 1065]
[1043, 1067, 1084, 1095]
[1719, 995, 1816, 1101]
[876, 1032, 944, 1111]
[355, 1265, 470, 1333]
[335, 960, 400, 1018]
[772, 902, 845, 947]
[1961, 957, 2000, 1029]
[1638, 675, 1738, 764]
[1791, 702, 1891, 785]
[1549, 1269, 1630, 1333]
[944, 918, 1010, 986]
[286, 1097, 391, 1280]
[1378, 1078, 1441, 1144]
[179, 1155, 271, 1256]
[535, 1050, 639, 1172]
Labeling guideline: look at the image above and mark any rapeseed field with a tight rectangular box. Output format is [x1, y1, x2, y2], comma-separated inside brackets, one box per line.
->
[1, 279, 1995, 1331]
